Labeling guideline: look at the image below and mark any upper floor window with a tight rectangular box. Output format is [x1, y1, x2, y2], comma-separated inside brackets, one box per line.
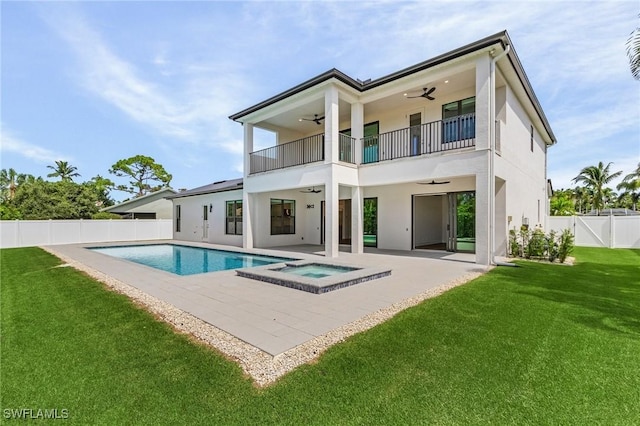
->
[271, 199, 295, 235]
[226, 200, 243, 235]
[442, 97, 475, 143]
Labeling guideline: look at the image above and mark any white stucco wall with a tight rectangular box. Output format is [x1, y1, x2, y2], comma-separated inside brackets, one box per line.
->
[495, 84, 549, 244]
[172, 189, 243, 246]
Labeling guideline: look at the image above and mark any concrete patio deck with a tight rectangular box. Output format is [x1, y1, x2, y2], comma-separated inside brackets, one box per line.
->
[47, 241, 485, 356]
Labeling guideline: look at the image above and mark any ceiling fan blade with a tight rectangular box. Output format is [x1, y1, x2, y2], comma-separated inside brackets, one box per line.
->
[417, 180, 450, 185]
[426, 87, 436, 96]
[426, 95, 435, 100]
[405, 94, 423, 99]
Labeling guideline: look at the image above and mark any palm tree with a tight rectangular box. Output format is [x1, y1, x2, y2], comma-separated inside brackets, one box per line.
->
[617, 162, 640, 210]
[628, 19, 640, 80]
[572, 162, 622, 215]
[572, 186, 591, 214]
[0, 168, 22, 200]
[47, 161, 80, 181]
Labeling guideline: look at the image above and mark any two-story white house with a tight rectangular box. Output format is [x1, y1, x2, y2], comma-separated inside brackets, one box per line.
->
[173, 31, 555, 265]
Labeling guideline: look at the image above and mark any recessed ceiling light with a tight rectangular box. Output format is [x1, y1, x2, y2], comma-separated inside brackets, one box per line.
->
[403, 93, 408, 96]
[444, 80, 449, 84]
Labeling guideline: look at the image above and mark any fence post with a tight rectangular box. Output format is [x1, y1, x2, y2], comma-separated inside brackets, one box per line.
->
[609, 215, 614, 248]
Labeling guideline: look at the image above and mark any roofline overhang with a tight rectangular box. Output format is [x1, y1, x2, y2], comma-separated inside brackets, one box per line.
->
[166, 185, 244, 200]
[229, 30, 556, 145]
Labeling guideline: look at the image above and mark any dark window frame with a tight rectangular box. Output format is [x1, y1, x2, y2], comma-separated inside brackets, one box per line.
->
[442, 96, 476, 143]
[175, 205, 181, 232]
[270, 199, 296, 235]
[225, 200, 243, 235]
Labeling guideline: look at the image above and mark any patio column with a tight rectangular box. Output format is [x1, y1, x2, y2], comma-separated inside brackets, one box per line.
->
[325, 180, 339, 258]
[351, 186, 364, 254]
[242, 192, 254, 250]
[324, 85, 339, 164]
[243, 123, 254, 177]
[475, 54, 491, 152]
[475, 172, 490, 265]
[351, 102, 364, 165]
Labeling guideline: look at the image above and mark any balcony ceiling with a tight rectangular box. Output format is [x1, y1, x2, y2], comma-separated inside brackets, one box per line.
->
[255, 67, 504, 134]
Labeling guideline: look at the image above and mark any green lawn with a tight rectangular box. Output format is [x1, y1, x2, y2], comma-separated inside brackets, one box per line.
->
[1, 247, 639, 424]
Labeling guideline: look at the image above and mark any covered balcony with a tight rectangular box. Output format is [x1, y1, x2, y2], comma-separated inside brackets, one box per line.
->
[248, 114, 475, 174]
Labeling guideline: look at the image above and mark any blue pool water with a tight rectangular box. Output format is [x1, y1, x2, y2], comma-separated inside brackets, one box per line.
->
[90, 244, 293, 276]
[275, 263, 358, 279]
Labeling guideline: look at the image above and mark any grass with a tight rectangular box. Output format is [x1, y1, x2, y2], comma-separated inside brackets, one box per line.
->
[1, 247, 639, 424]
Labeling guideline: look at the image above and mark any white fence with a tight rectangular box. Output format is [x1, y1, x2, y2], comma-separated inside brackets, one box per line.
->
[0, 219, 173, 249]
[547, 216, 640, 249]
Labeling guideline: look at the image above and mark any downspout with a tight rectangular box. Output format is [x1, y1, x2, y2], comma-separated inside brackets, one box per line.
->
[489, 44, 510, 265]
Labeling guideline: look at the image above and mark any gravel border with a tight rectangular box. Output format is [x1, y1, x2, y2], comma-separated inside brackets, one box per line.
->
[43, 246, 483, 387]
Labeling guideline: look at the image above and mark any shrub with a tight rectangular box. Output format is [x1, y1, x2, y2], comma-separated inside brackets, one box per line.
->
[509, 227, 574, 263]
[558, 229, 574, 263]
[91, 212, 122, 220]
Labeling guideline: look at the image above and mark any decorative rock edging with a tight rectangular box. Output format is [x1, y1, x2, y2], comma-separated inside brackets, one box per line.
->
[42, 246, 483, 387]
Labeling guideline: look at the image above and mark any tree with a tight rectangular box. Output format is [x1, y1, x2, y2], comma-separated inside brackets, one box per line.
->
[0, 168, 21, 201]
[47, 160, 80, 181]
[108, 155, 172, 197]
[572, 162, 622, 215]
[88, 175, 115, 208]
[10, 180, 100, 219]
[628, 18, 640, 80]
[616, 162, 640, 210]
[550, 189, 576, 216]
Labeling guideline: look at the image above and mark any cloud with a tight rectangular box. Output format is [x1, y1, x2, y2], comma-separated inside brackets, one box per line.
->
[40, 5, 249, 159]
[0, 124, 69, 164]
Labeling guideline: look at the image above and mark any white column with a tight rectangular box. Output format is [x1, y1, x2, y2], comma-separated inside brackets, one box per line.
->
[242, 192, 254, 250]
[351, 102, 364, 165]
[324, 85, 339, 164]
[475, 54, 492, 265]
[243, 123, 254, 178]
[475, 171, 490, 265]
[475, 55, 491, 152]
[351, 186, 363, 254]
[324, 179, 339, 258]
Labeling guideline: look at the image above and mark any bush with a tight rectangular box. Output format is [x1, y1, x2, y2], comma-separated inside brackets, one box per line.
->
[509, 226, 574, 263]
[558, 229, 574, 263]
[91, 212, 122, 220]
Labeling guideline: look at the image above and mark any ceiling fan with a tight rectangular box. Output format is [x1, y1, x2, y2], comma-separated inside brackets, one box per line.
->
[417, 180, 450, 185]
[405, 87, 436, 100]
[300, 186, 322, 193]
[298, 114, 325, 125]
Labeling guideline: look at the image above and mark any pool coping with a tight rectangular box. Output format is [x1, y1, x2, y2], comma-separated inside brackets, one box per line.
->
[237, 260, 392, 294]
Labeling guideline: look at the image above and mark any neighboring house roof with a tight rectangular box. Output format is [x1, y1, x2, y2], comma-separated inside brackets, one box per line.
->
[166, 178, 243, 199]
[101, 187, 177, 213]
[229, 30, 556, 145]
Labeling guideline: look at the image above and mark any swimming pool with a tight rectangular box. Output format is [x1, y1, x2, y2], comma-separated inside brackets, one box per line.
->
[90, 244, 294, 276]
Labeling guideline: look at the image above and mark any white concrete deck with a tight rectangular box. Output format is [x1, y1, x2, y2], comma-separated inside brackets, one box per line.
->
[47, 241, 485, 356]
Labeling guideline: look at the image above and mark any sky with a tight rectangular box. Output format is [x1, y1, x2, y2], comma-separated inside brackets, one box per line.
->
[1, 1, 639, 202]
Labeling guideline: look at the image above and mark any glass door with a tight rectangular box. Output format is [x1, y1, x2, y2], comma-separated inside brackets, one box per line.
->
[447, 192, 475, 252]
[409, 112, 421, 156]
[363, 198, 378, 247]
[202, 205, 209, 240]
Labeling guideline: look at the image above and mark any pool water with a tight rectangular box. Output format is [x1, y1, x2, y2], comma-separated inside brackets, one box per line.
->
[275, 263, 358, 279]
[90, 244, 293, 276]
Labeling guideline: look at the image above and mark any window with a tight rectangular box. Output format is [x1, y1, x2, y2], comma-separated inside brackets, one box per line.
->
[442, 97, 475, 143]
[270, 199, 295, 235]
[175, 205, 181, 232]
[530, 125, 534, 152]
[225, 200, 243, 235]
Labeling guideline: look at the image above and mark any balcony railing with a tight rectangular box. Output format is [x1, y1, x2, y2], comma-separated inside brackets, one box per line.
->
[250, 134, 324, 174]
[362, 113, 476, 164]
[248, 115, 475, 173]
[249, 133, 356, 174]
[339, 133, 356, 164]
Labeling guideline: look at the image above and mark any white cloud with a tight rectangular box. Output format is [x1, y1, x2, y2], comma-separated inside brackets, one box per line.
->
[0, 124, 69, 164]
